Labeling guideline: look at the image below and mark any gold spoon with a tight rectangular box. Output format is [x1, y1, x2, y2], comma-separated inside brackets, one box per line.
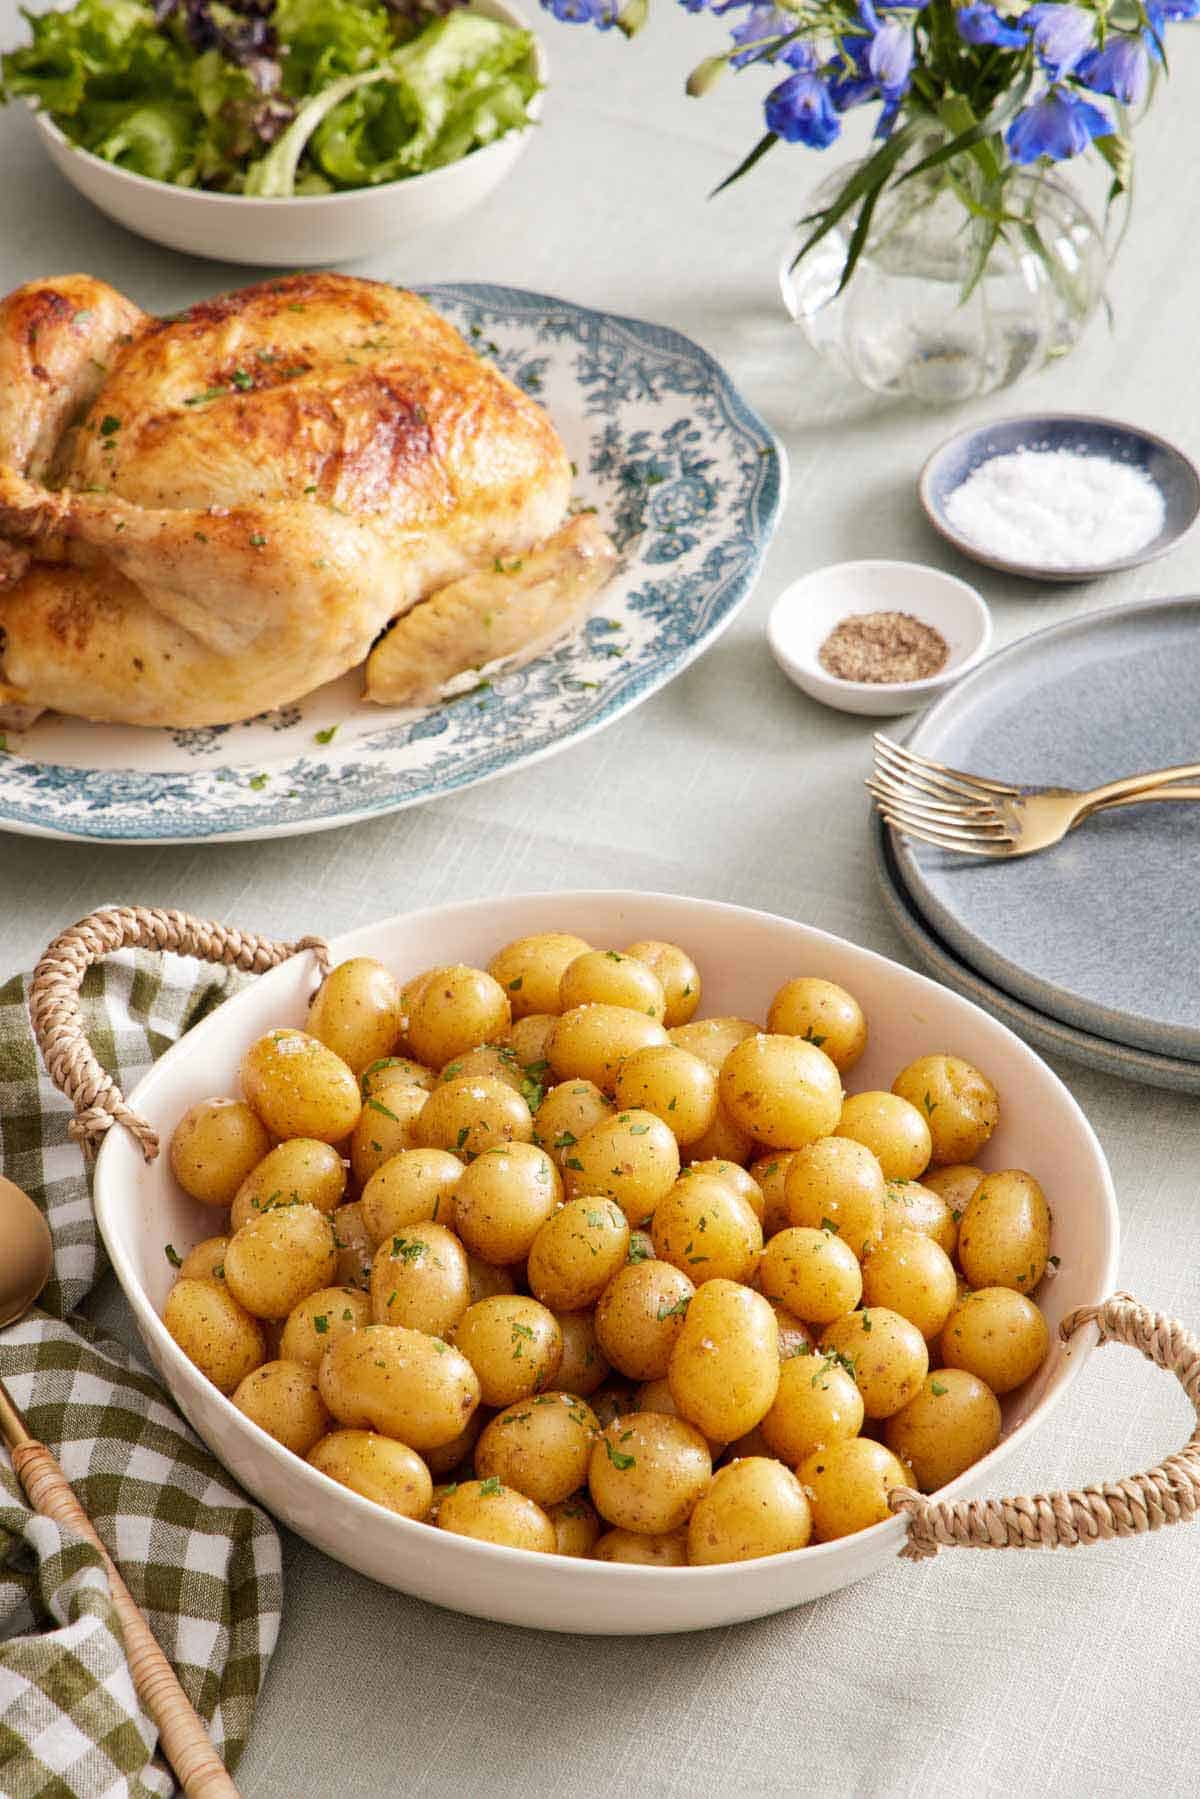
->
[0, 1174, 240, 1798]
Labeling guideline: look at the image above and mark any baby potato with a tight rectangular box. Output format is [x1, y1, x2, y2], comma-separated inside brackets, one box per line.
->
[594, 1260, 695, 1381]
[163, 1279, 265, 1394]
[360, 1148, 463, 1244]
[588, 1413, 711, 1534]
[465, 1253, 517, 1306]
[437, 1043, 525, 1094]
[370, 1221, 471, 1336]
[680, 1104, 756, 1169]
[687, 1457, 813, 1564]
[751, 1153, 800, 1238]
[231, 1358, 329, 1456]
[280, 1286, 371, 1370]
[331, 1201, 373, 1290]
[760, 1352, 865, 1465]
[957, 1170, 1052, 1294]
[593, 1527, 688, 1566]
[922, 1164, 985, 1216]
[940, 1287, 1050, 1394]
[547, 1493, 602, 1558]
[769, 1302, 816, 1362]
[560, 950, 667, 1022]
[453, 1141, 562, 1265]
[719, 1035, 843, 1151]
[178, 1236, 229, 1283]
[766, 978, 867, 1075]
[415, 1077, 534, 1161]
[861, 1229, 958, 1341]
[475, 1392, 600, 1506]
[407, 964, 511, 1068]
[759, 1227, 862, 1326]
[169, 1098, 271, 1209]
[231, 1138, 347, 1233]
[667, 1016, 758, 1072]
[350, 1084, 428, 1186]
[319, 1323, 480, 1450]
[450, 1295, 563, 1407]
[622, 939, 701, 1027]
[668, 1279, 780, 1442]
[784, 1137, 886, 1258]
[423, 1408, 487, 1479]
[891, 1055, 999, 1166]
[533, 1080, 615, 1167]
[307, 1430, 432, 1520]
[509, 1013, 560, 1070]
[884, 1369, 1002, 1493]
[564, 1109, 679, 1225]
[305, 957, 405, 1076]
[437, 1479, 556, 1552]
[681, 1159, 765, 1222]
[554, 1309, 610, 1397]
[613, 1044, 718, 1147]
[527, 1196, 630, 1312]
[836, 1092, 932, 1183]
[821, 1306, 929, 1419]
[797, 1438, 912, 1542]
[547, 1005, 669, 1092]
[241, 1029, 362, 1144]
[361, 1056, 436, 1097]
[883, 1180, 958, 1258]
[488, 932, 593, 1018]
[651, 1175, 762, 1286]
[225, 1203, 338, 1320]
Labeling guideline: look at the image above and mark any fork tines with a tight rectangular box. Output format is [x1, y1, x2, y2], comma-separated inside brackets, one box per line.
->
[868, 734, 1017, 856]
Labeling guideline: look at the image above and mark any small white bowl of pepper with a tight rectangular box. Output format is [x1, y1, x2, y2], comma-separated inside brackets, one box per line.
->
[767, 558, 993, 718]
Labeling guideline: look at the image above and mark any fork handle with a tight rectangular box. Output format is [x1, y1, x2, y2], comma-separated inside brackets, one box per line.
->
[1087, 784, 1200, 817]
[1083, 762, 1200, 809]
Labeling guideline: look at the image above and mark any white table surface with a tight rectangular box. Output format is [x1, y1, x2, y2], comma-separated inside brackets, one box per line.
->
[2, 10, 1200, 1796]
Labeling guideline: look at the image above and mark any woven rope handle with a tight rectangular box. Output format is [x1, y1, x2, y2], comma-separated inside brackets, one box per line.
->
[890, 1293, 1200, 1558]
[29, 905, 329, 1163]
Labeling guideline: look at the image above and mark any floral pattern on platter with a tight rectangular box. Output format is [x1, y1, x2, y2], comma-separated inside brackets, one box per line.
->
[0, 283, 786, 843]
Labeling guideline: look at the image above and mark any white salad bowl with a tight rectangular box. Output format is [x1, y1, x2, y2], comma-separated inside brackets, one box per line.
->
[93, 890, 1117, 1634]
[31, 0, 545, 266]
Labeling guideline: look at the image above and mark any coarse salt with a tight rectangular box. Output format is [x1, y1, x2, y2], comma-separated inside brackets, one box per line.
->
[943, 447, 1165, 568]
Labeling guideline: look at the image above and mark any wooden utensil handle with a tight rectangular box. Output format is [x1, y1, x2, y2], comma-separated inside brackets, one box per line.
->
[890, 1293, 1200, 1558]
[29, 904, 329, 1162]
[12, 1438, 241, 1798]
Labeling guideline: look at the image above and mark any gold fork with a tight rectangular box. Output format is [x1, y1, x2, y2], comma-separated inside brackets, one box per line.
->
[868, 735, 1200, 859]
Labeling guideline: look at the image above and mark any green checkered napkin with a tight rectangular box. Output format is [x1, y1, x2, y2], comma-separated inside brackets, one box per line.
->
[0, 947, 283, 1799]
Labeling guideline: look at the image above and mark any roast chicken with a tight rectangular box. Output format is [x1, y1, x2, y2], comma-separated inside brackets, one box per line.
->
[0, 272, 616, 728]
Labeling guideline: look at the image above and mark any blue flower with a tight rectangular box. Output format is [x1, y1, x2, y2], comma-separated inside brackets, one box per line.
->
[541, 0, 618, 22]
[867, 17, 914, 92]
[1024, 3, 1096, 73]
[1006, 86, 1112, 162]
[765, 69, 841, 146]
[955, 4, 1028, 47]
[727, 4, 810, 66]
[1075, 33, 1152, 103]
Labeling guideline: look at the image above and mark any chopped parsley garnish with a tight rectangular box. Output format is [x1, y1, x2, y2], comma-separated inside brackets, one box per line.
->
[603, 1438, 636, 1472]
[366, 1096, 400, 1123]
[99, 415, 120, 436]
[313, 1314, 329, 1334]
[656, 1295, 690, 1321]
[930, 1379, 948, 1396]
[314, 725, 338, 745]
[164, 1243, 182, 1267]
[478, 1476, 503, 1497]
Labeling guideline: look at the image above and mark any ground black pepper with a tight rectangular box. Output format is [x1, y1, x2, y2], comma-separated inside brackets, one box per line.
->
[818, 611, 949, 684]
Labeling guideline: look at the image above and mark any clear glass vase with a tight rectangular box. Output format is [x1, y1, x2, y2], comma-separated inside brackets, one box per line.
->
[781, 163, 1109, 406]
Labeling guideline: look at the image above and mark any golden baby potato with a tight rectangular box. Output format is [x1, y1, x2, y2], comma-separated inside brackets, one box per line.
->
[687, 1457, 813, 1564]
[169, 1098, 271, 1208]
[508, 1013, 560, 1071]
[594, 1260, 696, 1382]
[759, 1227, 863, 1326]
[280, 1286, 371, 1370]
[396, 967, 439, 1049]
[681, 1103, 757, 1169]
[593, 1527, 688, 1566]
[784, 1137, 886, 1259]
[450, 1295, 563, 1407]
[437, 1043, 525, 1094]
[533, 1079, 615, 1168]
[760, 1352, 865, 1465]
[307, 1430, 432, 1520]
[465, 1253, 517, 1306]
[423, 1409, 486, 1479]
[884, 1369, 1003, 1493]
[163, 1279, 265, 1394]
[231, 1358, 329, 1456]
[957, 1170, 1052, 1294]
[798, 1437, 912, 1542]
[751, 1152, 801, 1238]
[667, 1016, 757, 1072]
[554, 1308, 610, 1397]
[861, 1229, 959, 1341]
[361, 1056, 436, 1098]
[612, 1044, 718, 1147]
[415, 1077, 534, 1161]
[527, 1196, 630, 1312]
[547, 1494, 603, 1558]
[453, 1141, 562, 1265]
[330, 1201, 373, 1290]
[588, 1413, 712, 1534]
[680, 1159, 765, 1222]
[475, 1392, 600, 1507]
[622, 939, 701, 1027]
[370, 1222, 471, 1336]
[406, 964, 511, 1068]
[836, 1092, 932, 1183]
[560, 950, 667, 1022]
[488, 932, 593, 1018]
[882, 1180, 959, 1258]
[891, 1055, 1000, 1167]
[564, 1109, 679, 1225]
[940, 1288, 1050, 1394]
[922, 1163, 985, 1217]
[768, 1302, 816, 1362]
[178, 1236, 229, 1283]
[821, 1307, 929, 1419]
[305, 957, 405, 1076]
[225, 1203, 338, 1320]
[547, 1004, 669, 1092]
[318, 1323, 480, 1450]
[359, 1148, 463, 1244]
[230, 1138, 347, 1234]
[241, 1029, 362, 1144]
[766, 978, 868, 1075]
[350, 1084, 428, 1186]
[650, 1174, 762, 1286]
[668, 1279, 780, 1442]
[437, 1479, 557, 1552]
[719, 1035, 843, 1151]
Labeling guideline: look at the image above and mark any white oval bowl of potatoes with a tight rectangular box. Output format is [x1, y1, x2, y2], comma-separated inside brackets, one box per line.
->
[92, 891, 1117, 1634]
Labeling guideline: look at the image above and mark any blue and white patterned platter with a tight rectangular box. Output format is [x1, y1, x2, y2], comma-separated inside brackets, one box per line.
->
[0, 283, 785, 844]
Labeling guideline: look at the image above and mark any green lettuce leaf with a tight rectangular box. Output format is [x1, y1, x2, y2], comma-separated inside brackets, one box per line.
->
[2, 0, 167, 116]
[273, 0, 395, 94]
